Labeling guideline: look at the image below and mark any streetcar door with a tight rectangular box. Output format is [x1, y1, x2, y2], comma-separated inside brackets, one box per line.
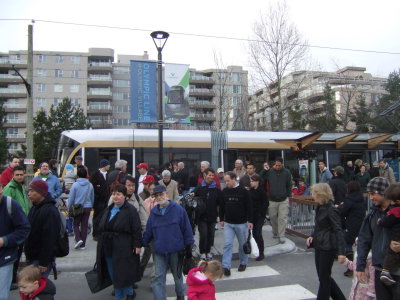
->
[220, 149, 237, 171]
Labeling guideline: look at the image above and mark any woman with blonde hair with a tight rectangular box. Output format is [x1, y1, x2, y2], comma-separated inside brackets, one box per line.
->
[306, 183, 347, 300]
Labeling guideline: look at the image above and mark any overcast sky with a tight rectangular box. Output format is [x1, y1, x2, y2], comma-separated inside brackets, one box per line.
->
[1, 0, 399, 83]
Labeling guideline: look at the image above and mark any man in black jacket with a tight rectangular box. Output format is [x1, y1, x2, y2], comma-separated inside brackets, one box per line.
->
[219, 171, 253, 276]
[24, 180, 60, 277]
[329, 166, 346, 205]
[357, 177, 400, 300]
[176, 162, 189, 194]
[193, 168, 221, 261]
[89, 159, 110, 239]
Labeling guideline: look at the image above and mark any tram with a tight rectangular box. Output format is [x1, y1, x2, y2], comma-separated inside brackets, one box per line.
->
[57, 129, 400, 183]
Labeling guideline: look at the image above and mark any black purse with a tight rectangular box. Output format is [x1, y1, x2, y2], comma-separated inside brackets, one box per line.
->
[69, 204, 84, 217]
[85, 263, 112, 294]
[243, 229, 252, 255]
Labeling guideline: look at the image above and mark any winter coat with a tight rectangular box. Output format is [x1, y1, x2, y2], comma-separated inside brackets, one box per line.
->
[177, 167, 190, 191]
[0, 165, 14, 187]
[232, 167, 246, 180]
[343, 166, 355, 183]
[186, 267, 216, 300]
[249, 185, 268, 219]
[0, 196, 30, 267]
[3, 179, 30, 215]
[338, 192, 365, 245]
[220, 185, 253, 224]
[158, 179, 180, 202]
[143, 195, 157, 216]
[356, 205, 400, 274]
[379, 163, 396, 184]
[197, 174, 221, 190]
[96, 201, 142, 288]
[19, 276, 56, 300]
[31, 174, 63, 199]
[63, 169, 76, 185]
[355, 172, 371, 194]
[311, 201, 345, 254]
[67, 178, 94, 210]
[24, 194, 60, 267]
[266, 167, 292, 202]
[143, 200, 194, 254]
[193, 180, 221, 222]
[378, 204, 400, 242]
[345, 253, 376, 300]
[329, 176, 347, 205]
[107, 168, 128, 187]
[89, 169, 109, 212]
[126, 193, 148, 232]
[318, 167, 333, 183]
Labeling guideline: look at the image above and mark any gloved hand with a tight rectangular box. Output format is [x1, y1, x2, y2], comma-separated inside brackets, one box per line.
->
[185, 245, 193, 258]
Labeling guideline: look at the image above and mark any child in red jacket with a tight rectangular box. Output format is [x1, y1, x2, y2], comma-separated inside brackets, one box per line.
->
[18, 265, 56, 300]
[186, 260, 223, 300]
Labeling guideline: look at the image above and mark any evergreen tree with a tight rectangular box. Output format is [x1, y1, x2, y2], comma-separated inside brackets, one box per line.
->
[0, 101, 9, 164]
[308, 84, 341, 131]
[33, 98, 90, 164]
[350, 94, 373, 132]
[372, 70, 400, 132]
[288, 103, 308, 130]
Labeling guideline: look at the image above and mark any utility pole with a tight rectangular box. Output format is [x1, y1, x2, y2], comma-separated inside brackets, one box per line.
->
[26, 24, 34, 175]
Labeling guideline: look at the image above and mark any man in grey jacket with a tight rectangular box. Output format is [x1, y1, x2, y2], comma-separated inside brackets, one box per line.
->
[266, 158, 292, 244]
[317, 160, 333, 183]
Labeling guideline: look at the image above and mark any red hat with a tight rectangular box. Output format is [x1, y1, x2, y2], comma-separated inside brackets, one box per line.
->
[140, 175, 155, 184]
[30, 180, 49, 197]
[136, 163, 149, 170]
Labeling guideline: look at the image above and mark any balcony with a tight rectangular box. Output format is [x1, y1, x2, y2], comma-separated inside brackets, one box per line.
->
[188, 100, 216, 109]
[0, 88, 27, 98]
[3, 103, 27, 113]
[88, 62, 112, 72]
[88, 75, 112, 86]
[87, 89, 112, 100]
[7, 147, 22, 154]
[4, 119, 26, 127]
[189, 113, 216, 121]
[89, 119, 113, 128]
[0, 74, 23, 84]
[87, 105, 113, 114]
[6, 133, 26, 142]
[189, 75, 215, 85]
[0, 58, 27, 69]
[189, 88, 214, 97]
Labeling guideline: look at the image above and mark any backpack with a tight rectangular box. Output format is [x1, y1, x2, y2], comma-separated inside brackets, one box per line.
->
[54, 209, 69, 258]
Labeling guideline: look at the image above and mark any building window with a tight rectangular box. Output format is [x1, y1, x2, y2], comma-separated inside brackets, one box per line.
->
[113, 92, 130, 100]
[113, 80, 130, 87]
[70, 98, 79, 106]
[7, 113, 19, 120]
[53, 98, 63, 105]
[55, 69, 63, 78]
[7, 128, 18, 135]
[71, 70, 79, 78]
[70, 84, 79, 93]
[54, 84, 63, 93]
[113, 105, 130, 113]
[36, 98, 46, 107]
[232, 85, 241, 94]
[231, 97, 241, 106]
[113, 119, 129, 126]
[38, 55, 47, 63]
[70, 56, 80, 65]
[231, 73, 241, 82]
[8, 143, 19, 153]
[55, 55, 63, 64]
[113, 66, 129, 74]
[37, 83, 46, 92]
[37, 69, 47, 77]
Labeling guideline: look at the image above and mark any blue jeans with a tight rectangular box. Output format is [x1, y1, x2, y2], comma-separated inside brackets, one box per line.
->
[152, 252, 184, 300]
[222, 222, 248, 269]
[0, 262, 13, 300]
[105, 257, 134, 300]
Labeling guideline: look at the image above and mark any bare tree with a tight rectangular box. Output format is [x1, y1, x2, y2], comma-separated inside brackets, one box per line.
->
[249, 1, 309, 130]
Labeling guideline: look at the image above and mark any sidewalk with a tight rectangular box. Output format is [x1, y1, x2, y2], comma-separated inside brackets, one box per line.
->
[57, 224, 296, 273]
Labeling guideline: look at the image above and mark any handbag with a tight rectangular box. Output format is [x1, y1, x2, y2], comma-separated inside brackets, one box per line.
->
[243, 229, 252, 255]
[182, 256, 197, 275]
[249, 230, 259, 258]
[69, 185, 90, 217]
[85, 263, 112, 293]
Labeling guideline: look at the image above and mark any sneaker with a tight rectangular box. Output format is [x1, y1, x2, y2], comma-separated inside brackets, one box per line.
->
[255, 254, 265, 261]
[200, 254, 206, 260]
[79, 247, 86, 250]
[343, 269, 353, 277]
[380, 270, 396, 286]
[74, 240, 83, 249]
[238, 264, 247, 272]
[223, 268, 231, 276]
[279, 237, 285, 244]
[206, 253, 213, 260]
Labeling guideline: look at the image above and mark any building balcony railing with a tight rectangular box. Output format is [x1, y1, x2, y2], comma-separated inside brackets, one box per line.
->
[189, 113, 216, 121]
[88, 62, 112, 67]
[3, 103, 25, 108]
[189, 88, 215, 97]
[87, 105, 113, 114]
[89, 75, 112, 80]
[0, 88, 26, 94]
[88, 90, 112, 96]
[7, 134, 26, 139]
[88, 75, 112, 85]
[6, 119, 26, 124]
[188, 100, 216, 108]
[0, 58, 27, 65]
[7, 148, 22, 153]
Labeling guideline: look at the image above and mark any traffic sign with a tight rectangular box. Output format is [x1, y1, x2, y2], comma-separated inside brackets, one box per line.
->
[24, 159, 35, 165]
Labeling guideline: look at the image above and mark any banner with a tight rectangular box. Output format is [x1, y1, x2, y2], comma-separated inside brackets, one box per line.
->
[164, 63, 190, 123]
[130, 60, 157, 123]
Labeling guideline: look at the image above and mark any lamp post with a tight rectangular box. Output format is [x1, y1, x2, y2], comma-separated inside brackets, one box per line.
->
[150, 31, 169, 168]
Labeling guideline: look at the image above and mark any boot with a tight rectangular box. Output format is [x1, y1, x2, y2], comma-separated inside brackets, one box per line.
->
[255, 239, 264, 261]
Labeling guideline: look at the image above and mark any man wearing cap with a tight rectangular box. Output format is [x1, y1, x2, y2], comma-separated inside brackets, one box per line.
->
[138, 174, 155, 201]
[143, 185, 194, 300]
[357, 177, 400, 299]
[217, 168, 226, 190]
[176, 162, 189, 195]
[136, 162, 150, 196]
[31, 162, 62, 201]
[24, 180, 60, 277]
[328, 165, 347, 205]
[89, 159, 110, 240]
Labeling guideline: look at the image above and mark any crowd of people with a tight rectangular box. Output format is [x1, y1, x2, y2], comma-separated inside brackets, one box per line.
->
[1, 154, 400, 300]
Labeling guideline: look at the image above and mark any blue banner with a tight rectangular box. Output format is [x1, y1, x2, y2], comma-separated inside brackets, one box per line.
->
[130, 60, 157, 123]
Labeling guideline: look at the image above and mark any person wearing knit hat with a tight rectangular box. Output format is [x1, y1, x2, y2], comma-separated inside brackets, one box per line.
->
[99, 159, 110, 169]
[25, 178, 60, 277]
[356, 177, 400, 298]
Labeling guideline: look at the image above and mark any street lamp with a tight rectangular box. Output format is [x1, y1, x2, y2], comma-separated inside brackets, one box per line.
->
[150, 31, 169, 168]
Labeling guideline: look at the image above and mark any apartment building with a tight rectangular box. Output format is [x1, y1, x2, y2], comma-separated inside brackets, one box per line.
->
[0, 48, 249, 153]
[249, 66, 388, 131]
